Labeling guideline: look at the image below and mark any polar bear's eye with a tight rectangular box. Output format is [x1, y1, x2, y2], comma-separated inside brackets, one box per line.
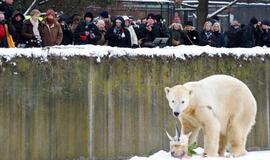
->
[181, 101, 185, 104]
[172, 100, 175, 103]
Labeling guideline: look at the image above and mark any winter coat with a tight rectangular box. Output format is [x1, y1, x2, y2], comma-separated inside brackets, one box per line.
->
[169, 28, 185, 46]
[74, 21, 101, 45]
[0, 1, 14, 22]
[224, 26, 242, 48]
[0, 22, 7, 47]
[126, 25, 138, 47]
[210, 31, 225, 48]
[21, 19, 42, 47]
[139, 22, 168, 43]
[240, 23, 256, 48]
[256, 29, 270, 47]
[105, 27, 131, 48]
[39, 20, 63, 47]
[183, 30, 199, 45]
[61, 23, 73, 45]
[105, 17, 131, 48]
[199, 30, 213, 46]
[97, 30, 107, 45]
[12, 12, 25, 46]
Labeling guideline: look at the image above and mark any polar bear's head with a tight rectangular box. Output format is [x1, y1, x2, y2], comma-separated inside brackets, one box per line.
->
[165, 85, 191, 118]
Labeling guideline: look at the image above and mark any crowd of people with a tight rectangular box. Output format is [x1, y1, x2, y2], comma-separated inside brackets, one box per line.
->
[1, 0, 270, 48]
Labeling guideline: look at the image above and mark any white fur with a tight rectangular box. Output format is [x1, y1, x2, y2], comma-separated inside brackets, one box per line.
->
[165, 74, 257, 157]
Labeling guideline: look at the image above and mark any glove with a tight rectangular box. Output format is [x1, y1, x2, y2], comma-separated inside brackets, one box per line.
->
[80, 35, 87, 41]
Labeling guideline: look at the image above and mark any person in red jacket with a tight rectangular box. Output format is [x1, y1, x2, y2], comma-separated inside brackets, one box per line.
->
[0, 11, 7, 47]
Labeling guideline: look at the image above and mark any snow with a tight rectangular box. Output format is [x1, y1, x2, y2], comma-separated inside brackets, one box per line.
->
[121, 0, 174, 3]
[0, 45, 269, 62]
[129, 148, 270, 160]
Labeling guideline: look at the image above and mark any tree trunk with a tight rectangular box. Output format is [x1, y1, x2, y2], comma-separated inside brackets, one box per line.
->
[197, 0, 208, 30]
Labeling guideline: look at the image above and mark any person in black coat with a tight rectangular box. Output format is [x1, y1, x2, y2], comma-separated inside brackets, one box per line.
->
[183, 21, 199, 45]
[211, 22, 225, 48]
[240, 17, 258, 48]
[0, 0, 14, 22]
[224, 20, 242, 48]
[105, 16, 131, 48]
[59, 17, 73, 45]
[11, 11, 25, 47]
[256, 20, 270, 47]
[199, 21, 213, 46]
[74, 12, 101, 45]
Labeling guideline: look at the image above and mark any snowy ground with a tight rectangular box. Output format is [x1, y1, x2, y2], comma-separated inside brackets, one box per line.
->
[129, 148, 270, 160]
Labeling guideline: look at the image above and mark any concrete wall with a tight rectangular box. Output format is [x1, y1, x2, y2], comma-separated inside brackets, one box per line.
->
[0, 55, 269, 160]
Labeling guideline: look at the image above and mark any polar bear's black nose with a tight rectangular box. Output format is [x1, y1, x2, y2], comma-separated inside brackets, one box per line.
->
[174, 112, 179, 117]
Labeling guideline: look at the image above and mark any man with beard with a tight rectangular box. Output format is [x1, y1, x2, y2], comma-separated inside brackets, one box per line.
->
[40, 9, 63, 46]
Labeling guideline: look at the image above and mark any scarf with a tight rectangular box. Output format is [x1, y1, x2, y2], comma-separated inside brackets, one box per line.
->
[30, 18, 41, 40]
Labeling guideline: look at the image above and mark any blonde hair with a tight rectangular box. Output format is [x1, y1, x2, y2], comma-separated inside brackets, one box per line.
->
[212, 22, 221, 33]
[203, 21, 212, 30]
[30, 9, 41, 17]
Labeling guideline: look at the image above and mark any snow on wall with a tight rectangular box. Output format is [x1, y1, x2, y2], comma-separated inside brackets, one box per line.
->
[0, 45, 269, 62]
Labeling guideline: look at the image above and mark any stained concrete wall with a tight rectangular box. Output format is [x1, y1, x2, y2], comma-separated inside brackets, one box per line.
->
[0, 55, 269, 160]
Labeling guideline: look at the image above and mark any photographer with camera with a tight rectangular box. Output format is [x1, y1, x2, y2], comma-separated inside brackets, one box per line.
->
[105, 16, 131, 48]
[74, 12, 101, 45]
[21, 9, 42, 47]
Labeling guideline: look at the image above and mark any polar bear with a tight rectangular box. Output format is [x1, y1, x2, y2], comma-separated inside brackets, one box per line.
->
[164, 74, 257, 157]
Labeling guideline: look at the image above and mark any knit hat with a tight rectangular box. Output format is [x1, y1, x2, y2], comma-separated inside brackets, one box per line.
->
[100, 11, 109, 18]
[185, 21, 193, 26]
[84, 12, 93, 21]
[46, 9, 56, 17]
[250, 17, 258, 25]
[262, 20, 269, 26]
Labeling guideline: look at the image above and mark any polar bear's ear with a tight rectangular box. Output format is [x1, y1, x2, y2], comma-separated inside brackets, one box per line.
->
[165, 87, 170, 96]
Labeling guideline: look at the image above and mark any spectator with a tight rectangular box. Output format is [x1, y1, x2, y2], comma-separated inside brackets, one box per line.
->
[154, 14, 169, 38]
[211, 22, 225, 47]
[59, 17, 73, 45]
[74, 12, 101, 45]
[40, 9, 63, 46]
[105, 16, 131, 48]
[0, 0, 14, 22]
[21, 9, 42, 47]
[173, 15, 181, 24]
[256, 20, 270, 47]
[96, 19, 107, 45]
[123, 15, 138, 48]
[224, 20, 242, 48]
[0, 11, 7, 47]
[240, 17, 258, 48]
[199, 21, 213, 46]
[169, 23, 185, 46]
[69, 14, 81, 33]
[11, 10, 25, 47]
[139, 13, 169, 47]
[183, 21, 199, 45]
[141, 17, 147, 25]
